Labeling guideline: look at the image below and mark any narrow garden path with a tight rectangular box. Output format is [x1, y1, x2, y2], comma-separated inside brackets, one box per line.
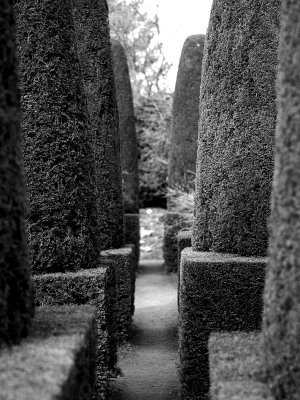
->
[109, 258, 179, 400]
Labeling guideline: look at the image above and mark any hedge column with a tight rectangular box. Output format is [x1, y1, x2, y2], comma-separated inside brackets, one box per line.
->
[71, 0, 124, 250]
[168, 34, 205, 192]
[164, 35, 204, 272]
[0, 0, 33, 346]
[111, 39, 140, 262]
[179, 1, 280, 399]
[15, 0, 100, 273]
[262, 1, 300, 398]
[192, 0, 279, 256]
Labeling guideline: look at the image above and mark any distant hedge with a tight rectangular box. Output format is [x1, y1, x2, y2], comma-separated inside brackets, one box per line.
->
[136, 93, 172, 208]
[168, 35, 205, 192]
[15, 0, 100, 273]
[72, 0, 124, 249]
[111, 39, 139, 214]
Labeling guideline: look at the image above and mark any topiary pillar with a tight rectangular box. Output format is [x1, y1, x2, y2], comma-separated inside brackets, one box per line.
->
[164, 35, 204, 273]
[111, 39, 139, 215]
[71, 0, 124, 251]
[0, 0, 34, 347]
[179, 1, 280, 399]
[262, 1, 300, 398]
[168, 34, 205, 192]
[192, 0, 280, 257]
[111, 39, 140, 262]
[15, 0, 100, 274]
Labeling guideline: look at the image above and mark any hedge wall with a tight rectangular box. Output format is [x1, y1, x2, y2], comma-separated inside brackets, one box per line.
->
[192, 0, 280, 256]
[0, 0, 34, 347]
[111, 39, 139, 214]
[168, 35, 205, 192]
[262, 2, 300, 398]
[15, 0, 100, 273]
[72, 0, 124, 250]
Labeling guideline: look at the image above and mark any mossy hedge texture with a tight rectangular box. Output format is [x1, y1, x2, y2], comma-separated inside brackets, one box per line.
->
[168, 35, 205, 192]
[111, 39, 139, 215]
[15, 0, 100, 274]
[179, 249, 266, 400]
[100, 247, 135, 344]
[192, 0, 280, 256]
[0, 305, 97, 400]
[163, 213, 192, 273]
[72, 0, 124, 250]
[262, 2, 300, 399]
[209, 332, 270, 400]
[0, 0, 34, 347]
[33, 266, 117, 398]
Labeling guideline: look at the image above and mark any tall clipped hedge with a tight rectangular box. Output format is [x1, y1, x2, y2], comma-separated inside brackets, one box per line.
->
[111, 39, 139, 214]
[15, 0, 100, 273]
[72, 0, 124, 250]
[168, 34, 205, 193]
[0, 0, 34, 346]
[192, 0, 280, 256]
[262, 1, 300, 398]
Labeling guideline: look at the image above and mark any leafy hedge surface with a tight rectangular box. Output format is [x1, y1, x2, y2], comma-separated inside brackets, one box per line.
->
[136, 93, 172, 208]
[0, 0, 34, 347]
[168, 35, 205, 192]
[72, 0, 124, 250]
[193, 0, 280, 256]
[15, 0, 100, 273]
[33, 266, 117, 398]
[111, 39, 139, 214]
[179, 249, 266, 400]
[262, 2, 300, 398]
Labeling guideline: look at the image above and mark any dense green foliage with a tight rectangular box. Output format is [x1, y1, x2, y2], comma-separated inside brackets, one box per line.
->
[193, 0, 280, 256]
[136, 93, 172, 207]
[108, 0, 171, 99]
[0, 0, 34, 347]
[72, 0, 125, 250]
[15, 0, 100, 273]
[108, 0, 172, 206]
[263, 1, 300, 398]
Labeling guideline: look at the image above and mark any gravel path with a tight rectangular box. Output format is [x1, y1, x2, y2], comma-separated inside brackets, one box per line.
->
[109, 259, 179, 400]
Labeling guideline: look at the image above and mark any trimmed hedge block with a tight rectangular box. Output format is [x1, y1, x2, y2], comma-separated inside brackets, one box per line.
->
[15, 0, 100, 274]
[0, 0, 34, 347]
[124, 213, 140, 265]
[100, 246, 135, 343]
[72, 0, 124, 250]
[261, 2, 300, 399]
[179, 248, 266, 400]
[33, 266, 116, 399]
[163, 213, 192, 273]
[168, 34, 205, 191]
[209, 332, 271, 400]
[0, 305, 97, 400]
[193, 0, 280, 256]
[112, 40, 139, 215]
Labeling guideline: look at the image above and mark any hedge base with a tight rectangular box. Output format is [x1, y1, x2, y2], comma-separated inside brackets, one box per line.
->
[124, 213, 140, 266]
[0, 305, 96, 400]
[179, 249, 266, 400]
[163, 212, 192, 273]
[100, 246, 135, 344]
[33, 266, 116, 398]
[209, 332, 270, 400]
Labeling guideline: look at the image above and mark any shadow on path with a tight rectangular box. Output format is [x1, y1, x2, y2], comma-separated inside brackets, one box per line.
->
[109, 259, 179, 400]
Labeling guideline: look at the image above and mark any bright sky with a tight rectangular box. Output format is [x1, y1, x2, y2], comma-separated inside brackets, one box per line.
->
[155, 0, 213, 91]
